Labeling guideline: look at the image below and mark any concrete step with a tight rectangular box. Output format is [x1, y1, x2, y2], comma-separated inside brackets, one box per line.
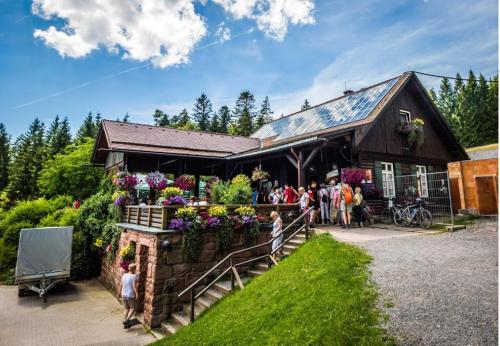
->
[161, 320, 182, 335]
[183, 302, 205, 319]
[247, 269, 266, 277]
[196, 295, 214, 309]
[288, 238, 304, 246]
[283, 244, 298, 252]
[205, 288, 224, 301]
[282, 250, 291, 257]
[256, 261, 270, 270]
[171, 312, 191, 327]
[214, 280, 233, 294]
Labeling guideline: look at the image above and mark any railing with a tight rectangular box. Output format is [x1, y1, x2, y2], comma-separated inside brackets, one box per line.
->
[178, 207, 314, 322]
[120, 204, 300, 230]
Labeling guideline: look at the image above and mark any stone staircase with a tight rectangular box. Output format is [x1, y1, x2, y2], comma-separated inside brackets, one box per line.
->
[161, 230, 309, 335]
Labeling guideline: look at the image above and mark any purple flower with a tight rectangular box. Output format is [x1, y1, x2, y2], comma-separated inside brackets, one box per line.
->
[114, 195, 127, 206]
[242, 215, 252, 224]
[166, 195, 187, 205]
[169, 218, 184, 230]
[207, 216, 221, 229]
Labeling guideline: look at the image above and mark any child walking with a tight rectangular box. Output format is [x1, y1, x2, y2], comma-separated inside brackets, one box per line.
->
[353, 186, 364, 227]
[119, 263, 139, 329]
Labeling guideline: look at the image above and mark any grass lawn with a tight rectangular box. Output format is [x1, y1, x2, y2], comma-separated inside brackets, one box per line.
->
[153, 234, 393, 346]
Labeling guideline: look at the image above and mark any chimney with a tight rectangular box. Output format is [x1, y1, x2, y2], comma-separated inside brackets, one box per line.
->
[343, 89, 354, 96]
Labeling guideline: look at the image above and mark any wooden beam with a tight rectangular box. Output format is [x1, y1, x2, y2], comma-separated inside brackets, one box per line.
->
[285, 154, 298, 169]
[298, 150, 304, 187]
[303, 146, 322, 169]
[231, 267, 244, 290]
[290, 148, 299, 162]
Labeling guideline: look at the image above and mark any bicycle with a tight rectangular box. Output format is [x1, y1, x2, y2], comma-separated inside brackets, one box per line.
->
[393, 198, 432, 229]
[379, 197, 400, 223]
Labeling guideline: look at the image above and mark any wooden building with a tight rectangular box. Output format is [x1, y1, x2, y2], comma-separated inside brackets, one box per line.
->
[92, 72, 467, 203]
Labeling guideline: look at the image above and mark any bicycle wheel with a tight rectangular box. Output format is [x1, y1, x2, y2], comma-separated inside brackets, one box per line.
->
[393, 210, 406, 226]
[380, 208, 393, 224]
[417, 209, 432, 229]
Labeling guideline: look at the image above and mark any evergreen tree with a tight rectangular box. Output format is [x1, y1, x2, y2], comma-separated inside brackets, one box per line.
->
[47, 116, 71, 156]
[486, 75, 498, 145]
[122, 113, 130, 123]
[428, 88, 438, 103]
[234, 91, 256, 136]
[256, 96, 273, 129]
[436, 77, 459, 135]
[177, 109, 191, 128]
[0, 123, 10, 190]
[94, 112, 102, 128]
[476, 74, 490, 145]
[218, 106, 232, 133]
[209, 113, 220, 132]
[301, 99, 311, 111]
[76, 113, 97, 143]
[153, 109, 170, 126]
[7, 118, 46, 200]
[192, 93, 212, 131]
[460, 70, 480, 147]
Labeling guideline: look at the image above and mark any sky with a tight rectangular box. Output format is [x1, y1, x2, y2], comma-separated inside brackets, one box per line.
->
[0, 0, 497, 138]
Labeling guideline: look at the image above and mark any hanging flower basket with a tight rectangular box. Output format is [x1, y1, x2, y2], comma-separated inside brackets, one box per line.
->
[112, 172, 138, 190]
[145, 171, 168, 190]
[407, 118, 425, 148]
[340, 168, 366, 186]
[175, 175, 195, 191]
[251, 167, 270, 182]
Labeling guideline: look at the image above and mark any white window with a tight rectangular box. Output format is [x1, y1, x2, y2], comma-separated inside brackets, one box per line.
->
[381, 162, 395, 198]
[400, 110, 411, 125]
[416, 165, 428, 197]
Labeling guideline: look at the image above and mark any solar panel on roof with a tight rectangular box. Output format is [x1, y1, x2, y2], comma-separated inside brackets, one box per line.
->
[252, 78, 398, 142]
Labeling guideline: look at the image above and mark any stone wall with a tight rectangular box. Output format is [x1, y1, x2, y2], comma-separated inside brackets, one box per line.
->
[100, 226, 274, 327]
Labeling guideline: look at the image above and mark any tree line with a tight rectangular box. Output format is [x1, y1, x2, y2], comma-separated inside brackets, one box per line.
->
[428, 70, 498, 148]
[0, 113, 104, 203]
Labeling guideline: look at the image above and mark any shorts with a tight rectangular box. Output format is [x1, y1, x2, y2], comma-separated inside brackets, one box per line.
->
[340, 200, 352, 213]
[122, 297, 136, 310]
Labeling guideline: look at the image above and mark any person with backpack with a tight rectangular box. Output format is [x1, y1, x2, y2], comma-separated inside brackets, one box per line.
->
[353, 186, 364, 227]
[318, 183, 330, 224]
[329, 181, 340, 225]
[340, 181, 354, 228]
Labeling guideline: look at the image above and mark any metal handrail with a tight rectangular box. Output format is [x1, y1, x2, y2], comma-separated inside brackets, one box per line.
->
[177, 207, 314, 322]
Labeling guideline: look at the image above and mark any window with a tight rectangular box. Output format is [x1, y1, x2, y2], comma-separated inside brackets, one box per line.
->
[399, 110, 411, 125]
[416, 165, 428, 197]
[381, 162, 395, 198]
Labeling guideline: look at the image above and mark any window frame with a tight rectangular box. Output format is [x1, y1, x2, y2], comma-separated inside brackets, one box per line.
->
[399, 110, 412, 126]
[381, 161, 395, 198]
[416, 165, 429, 197]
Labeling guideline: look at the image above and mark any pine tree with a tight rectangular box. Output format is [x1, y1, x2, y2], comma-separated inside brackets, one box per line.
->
[209, 113, 220, 132]
[234, 91, 256, 136]
[436, 78, 459, 135]
[76, 113, 97, 143]
[256, 96, 273, 129]
[301, 99, 311, 111]
[476, 74, 490, 145]
[123, 113, 130, 123]
[218, 106, 232, 134]
[192, 93, 212, 131]
[153, 109, 170, 126]
[487, 75, 498, 144]
[7, 118, 46, 200]
[177, 109, 190, 128]
[428, 88, 438, 103]
[95, 112, 102, 128]
[47, 115, 71, 156]
[460, 70, 480, 147]
[0, 123, 10, 190]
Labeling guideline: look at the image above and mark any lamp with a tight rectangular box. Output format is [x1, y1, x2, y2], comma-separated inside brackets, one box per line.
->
[160, 240, 173, 252]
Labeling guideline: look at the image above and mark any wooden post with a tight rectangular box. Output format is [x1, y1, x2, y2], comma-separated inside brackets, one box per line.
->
[161, 207, 168, 230]
[127, 207, 131, 223]
[230, 257, 235, 291]
[190, 289, 195, 322]
[147, 208, 152, 227]
[305, 211, 310, 240]
[137, 207, 141, 225]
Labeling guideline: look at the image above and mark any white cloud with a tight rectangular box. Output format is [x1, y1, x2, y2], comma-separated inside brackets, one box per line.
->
[32, 0, 207, 68]
[213, 0, 315, 40]
[215, 22, 231, 43]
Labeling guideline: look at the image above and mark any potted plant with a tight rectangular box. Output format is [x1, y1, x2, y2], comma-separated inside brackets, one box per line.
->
[119, 243, 136, 271]
[161, 187, 187, 206]
[145, 171, 168, 190]
[251, 167, 270, 182]
[407, 118, 425, 148]
[175, 175, 195, 191]
[234, 206, 260, 244]
[112, 171, 138, 191]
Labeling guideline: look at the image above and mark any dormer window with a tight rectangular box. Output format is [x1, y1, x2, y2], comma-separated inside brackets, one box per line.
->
[400, 110, 411, 125]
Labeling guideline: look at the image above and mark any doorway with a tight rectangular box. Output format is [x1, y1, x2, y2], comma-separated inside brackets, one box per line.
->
[137, 244, 149, 313]
[475, 176, 498, 215]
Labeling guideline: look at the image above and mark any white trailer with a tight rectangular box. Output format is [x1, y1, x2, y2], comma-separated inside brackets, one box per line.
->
[15, 227, 73, 301]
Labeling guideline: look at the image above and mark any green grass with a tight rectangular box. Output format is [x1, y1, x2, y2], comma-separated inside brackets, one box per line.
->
[153, 234, 393, 346]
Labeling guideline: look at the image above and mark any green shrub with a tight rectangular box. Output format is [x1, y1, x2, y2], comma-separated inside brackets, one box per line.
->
[39, 207, 80, 227]
[211, 176, 252, 204]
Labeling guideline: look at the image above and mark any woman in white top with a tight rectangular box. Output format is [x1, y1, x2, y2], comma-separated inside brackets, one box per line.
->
[270, 211, 283, 260]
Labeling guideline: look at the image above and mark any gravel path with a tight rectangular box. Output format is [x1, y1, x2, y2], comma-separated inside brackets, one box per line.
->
[360, 219, 498, 346]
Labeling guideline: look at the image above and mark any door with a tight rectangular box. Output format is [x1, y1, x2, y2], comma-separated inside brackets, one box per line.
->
[476, 176, 498, 215]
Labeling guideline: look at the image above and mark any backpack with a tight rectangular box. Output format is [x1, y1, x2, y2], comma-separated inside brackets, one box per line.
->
[321, 189, 328, 203]
[342, 187, 353, 204]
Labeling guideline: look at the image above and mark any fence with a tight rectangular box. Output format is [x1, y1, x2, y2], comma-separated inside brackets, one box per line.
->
[380, 171, 453, 225]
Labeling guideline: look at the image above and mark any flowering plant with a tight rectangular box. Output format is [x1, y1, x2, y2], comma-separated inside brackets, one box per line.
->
[169, 218, 194, 231]
[341, 168, 366, 186]
[112, 190, 129, 206]
[112, 172, 138, 190]
[412, 118, 424, 126]
[231, 174, 251, 186]
[94, 238, 104, 249]
[251, 167, 269, 182]
[175, 175, 195, 191]
[163, 195, 187, 206]
[235, 205, 256, 216]
[145, 171, 168, 190]
[407, 118, 425, 147]
[205, 176, 220, 198]
[163, 187, 183, 198]
[176, 206, 198, 220]
[119, 243, 136, 261]
[208, 205, 228, 218]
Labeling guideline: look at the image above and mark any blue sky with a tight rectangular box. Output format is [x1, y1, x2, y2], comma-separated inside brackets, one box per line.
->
[0, 0, 497, 138]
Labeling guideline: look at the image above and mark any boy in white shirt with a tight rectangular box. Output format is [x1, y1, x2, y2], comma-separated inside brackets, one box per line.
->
[119, 263, 139, 329]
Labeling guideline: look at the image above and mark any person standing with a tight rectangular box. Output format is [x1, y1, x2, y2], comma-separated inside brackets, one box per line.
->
[308, 182, 319, 226]
[318, 183, 330, 224]
[119, 263, 139, 329]
[353, 186, 364, 227]
[270, 211, 283, 260]
[340, 181, 354, 229]
[272, 188, 282, 204]
[329, 181, 340, 225]
[298, 187, 310, 213]
[283, 184, 298, 204]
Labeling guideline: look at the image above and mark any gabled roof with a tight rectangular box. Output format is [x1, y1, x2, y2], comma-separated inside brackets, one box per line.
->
[251, 74, 403, 145]
[92, 120, 261, 163]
